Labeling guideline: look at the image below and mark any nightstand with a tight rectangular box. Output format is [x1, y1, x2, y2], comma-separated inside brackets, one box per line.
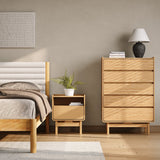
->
[52, 94, 85, 135]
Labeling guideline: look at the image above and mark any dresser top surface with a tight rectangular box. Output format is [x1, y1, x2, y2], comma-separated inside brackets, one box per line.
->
[102, 57, 154, 60]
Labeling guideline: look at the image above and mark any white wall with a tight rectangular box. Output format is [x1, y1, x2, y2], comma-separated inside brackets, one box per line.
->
[0, 0, 160, 126]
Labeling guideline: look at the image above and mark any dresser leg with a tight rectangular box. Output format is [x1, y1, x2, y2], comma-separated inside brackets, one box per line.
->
[144, 123, 150, 135]
[55, 121, 58, 135]
[147, 123, 150, 135]
[106, 123, 110, 135]
[80, 121, 82, 135]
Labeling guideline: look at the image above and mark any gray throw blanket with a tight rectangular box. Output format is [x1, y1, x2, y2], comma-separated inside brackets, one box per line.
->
[0, 89, 52, 122]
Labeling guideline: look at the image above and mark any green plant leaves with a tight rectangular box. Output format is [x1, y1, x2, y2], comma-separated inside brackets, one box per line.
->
[51, 71, 83, 90]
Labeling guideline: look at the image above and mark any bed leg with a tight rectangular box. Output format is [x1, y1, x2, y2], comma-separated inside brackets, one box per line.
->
[45, 115, 50, 133]
[30, 119, 37, 153]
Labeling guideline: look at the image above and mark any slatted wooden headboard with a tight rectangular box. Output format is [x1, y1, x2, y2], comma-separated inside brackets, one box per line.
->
[0, 62, 49, 96]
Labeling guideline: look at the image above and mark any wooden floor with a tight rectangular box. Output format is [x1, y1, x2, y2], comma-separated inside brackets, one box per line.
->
[0, 132, 160, 160]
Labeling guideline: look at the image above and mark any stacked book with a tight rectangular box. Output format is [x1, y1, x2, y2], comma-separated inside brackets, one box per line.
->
[109, 51, 125, 58]
[69, 102, 83, 106]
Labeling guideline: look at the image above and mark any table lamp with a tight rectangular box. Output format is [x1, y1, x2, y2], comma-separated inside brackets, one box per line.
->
[128, 28, 150, 58]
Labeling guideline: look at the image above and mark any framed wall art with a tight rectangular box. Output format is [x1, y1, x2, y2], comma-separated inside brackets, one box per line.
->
[0, 12, 35, 48]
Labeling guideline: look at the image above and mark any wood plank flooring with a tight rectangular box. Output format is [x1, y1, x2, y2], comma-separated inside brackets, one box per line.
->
[1, 132, 160, 160]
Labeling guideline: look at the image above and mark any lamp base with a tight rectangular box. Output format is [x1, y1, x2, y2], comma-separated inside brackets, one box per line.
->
[133, 42, 145, 58]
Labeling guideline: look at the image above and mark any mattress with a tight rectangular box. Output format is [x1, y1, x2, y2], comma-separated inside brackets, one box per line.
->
[0, 99, 36, 119]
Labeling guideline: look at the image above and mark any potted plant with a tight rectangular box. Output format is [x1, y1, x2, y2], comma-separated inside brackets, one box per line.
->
[52, 71, 83, 96]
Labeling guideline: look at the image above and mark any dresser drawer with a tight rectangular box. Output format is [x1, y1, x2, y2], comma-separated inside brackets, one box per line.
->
[53, 106, 84, 120]
[103, 71, 153, 82]
[103, 58, 154, 70]
[104, 83, 153, 95]
[103, 108, 154, 122]
[104, 96, 153, 107]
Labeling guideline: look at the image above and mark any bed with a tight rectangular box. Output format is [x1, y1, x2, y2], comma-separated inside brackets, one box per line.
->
[0, 62, 50, 153]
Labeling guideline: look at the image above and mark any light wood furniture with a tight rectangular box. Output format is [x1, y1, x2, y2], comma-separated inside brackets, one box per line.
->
[101, 58, 154, 134]
[0, 62, 50, 153]
[52, 94, 85, 135]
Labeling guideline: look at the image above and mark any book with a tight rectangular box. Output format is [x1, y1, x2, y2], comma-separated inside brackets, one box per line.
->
[109, 51, 125, 58]
[110, 51, 125, 54]
[69, 102, 83, 106]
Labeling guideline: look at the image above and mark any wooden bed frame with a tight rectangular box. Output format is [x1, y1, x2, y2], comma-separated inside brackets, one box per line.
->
[0, 62, 50, 153]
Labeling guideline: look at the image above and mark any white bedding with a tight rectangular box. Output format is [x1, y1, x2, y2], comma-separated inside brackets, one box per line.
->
[0, 99, 36, 119]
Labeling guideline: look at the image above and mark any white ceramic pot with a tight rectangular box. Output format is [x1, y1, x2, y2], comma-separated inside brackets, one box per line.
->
[64, 88, 74, 96]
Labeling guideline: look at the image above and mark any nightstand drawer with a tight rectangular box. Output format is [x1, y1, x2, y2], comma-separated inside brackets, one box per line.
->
[103, 58, 154, 70]
[103, 71, 153, 82]
[103, 108, 154, 122]
[53, 106, 84, 120]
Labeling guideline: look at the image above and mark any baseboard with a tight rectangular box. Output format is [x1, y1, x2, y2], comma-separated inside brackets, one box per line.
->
[37, 125, 160, 134]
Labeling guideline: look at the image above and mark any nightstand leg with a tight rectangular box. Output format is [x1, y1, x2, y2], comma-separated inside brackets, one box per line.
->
[55, 121, 58, 135]
[147, 123, 150, 135]
[80, 121, 82, 135]
[106, 123, 110, 135]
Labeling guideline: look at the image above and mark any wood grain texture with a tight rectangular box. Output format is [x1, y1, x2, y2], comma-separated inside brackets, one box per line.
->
[153, 57, 155, 122]
[101, 57, 104, 124]
[36, 115, 41, 128]
[52, 94, 85, 121]
[103, 71, 153, 82]
[103, 58, 154, 70]
[109, 123, 149, 127]
[107, 123, 150, 134]
[104, 83, 153, 95]
[55, 121, 82, 135]
[101, 58, 154, 133]
[2, 133, 160, 160]
[80, 121, 82, 135]
[45, 62, 50, 133]
[0, 119, 31, 131]
[52, 95, 85, 135]
[104, 96, 153, 107]
[30, 119, 36, 153]
[103, 108, 154, 122]
[56, 121, 80, 127]
[55, 121, 58, 135]
[53, 106, 84, 120]
[106, 123, 109, 135]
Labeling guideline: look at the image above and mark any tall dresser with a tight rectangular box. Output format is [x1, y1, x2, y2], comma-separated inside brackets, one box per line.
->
[101, 57, 154, 134]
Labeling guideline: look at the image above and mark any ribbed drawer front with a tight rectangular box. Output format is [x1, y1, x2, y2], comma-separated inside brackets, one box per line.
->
[54, 106, 84, 120]
[102, 58, 154, 124]
[103, 108, 154, 122]
[104, 96, 153, 107]
[104, 71, 153, 82]
[103, 59, 154, 70]
[104, 83, 153, 95]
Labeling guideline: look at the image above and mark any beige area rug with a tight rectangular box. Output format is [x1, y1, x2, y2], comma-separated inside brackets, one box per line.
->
[0, 141, 105, 160]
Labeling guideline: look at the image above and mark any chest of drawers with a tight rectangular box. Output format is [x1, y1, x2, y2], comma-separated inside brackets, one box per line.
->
[101, 57, 154, 134]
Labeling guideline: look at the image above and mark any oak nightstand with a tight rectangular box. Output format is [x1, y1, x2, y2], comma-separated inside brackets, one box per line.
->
[52, 94, 85, 135]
